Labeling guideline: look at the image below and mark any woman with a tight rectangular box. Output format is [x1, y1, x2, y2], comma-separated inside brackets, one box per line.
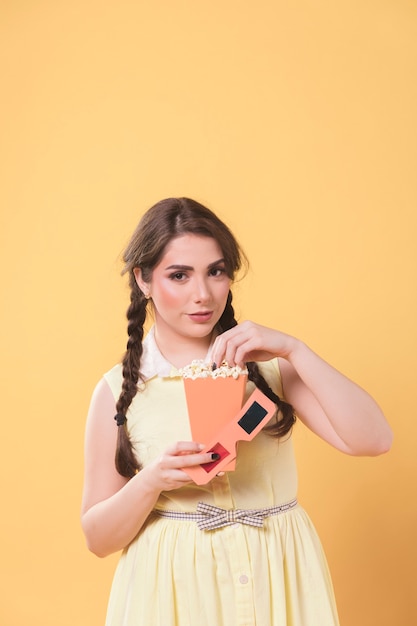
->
[81, 197, 392, 626]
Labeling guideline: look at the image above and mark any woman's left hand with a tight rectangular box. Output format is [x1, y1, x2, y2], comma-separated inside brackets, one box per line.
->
[210, 320, 393, 457]
[210, 321, 296, 368]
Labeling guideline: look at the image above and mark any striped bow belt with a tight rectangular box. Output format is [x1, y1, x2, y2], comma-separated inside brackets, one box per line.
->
[154, 499, 298, 531]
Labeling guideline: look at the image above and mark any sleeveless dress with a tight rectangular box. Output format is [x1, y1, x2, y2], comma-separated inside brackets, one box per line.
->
[103, 329, 339, 626]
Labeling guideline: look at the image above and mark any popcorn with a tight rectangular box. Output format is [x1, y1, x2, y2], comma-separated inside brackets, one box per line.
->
[178, 360, 248, 380]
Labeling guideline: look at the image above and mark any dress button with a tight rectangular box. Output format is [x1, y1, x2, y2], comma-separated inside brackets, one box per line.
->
[239, 575, 249, 584]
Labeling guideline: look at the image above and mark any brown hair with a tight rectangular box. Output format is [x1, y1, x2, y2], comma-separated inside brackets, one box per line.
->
[114, 197, 295, 477]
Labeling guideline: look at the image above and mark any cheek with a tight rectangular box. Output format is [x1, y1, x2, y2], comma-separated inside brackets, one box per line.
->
[219, 281, 231, 301]
[153, 282, 184, 308]
[213, 283, 231, 314]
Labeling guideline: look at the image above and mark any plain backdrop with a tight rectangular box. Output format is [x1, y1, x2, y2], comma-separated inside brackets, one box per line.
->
[1, 1, 416, 625]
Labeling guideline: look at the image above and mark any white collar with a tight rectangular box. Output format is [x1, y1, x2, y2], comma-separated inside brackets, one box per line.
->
[140, 327, 177, 380]
[140, 326, 214, 381]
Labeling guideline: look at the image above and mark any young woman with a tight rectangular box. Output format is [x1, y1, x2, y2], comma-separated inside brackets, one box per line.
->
[81, 197, 392, 626]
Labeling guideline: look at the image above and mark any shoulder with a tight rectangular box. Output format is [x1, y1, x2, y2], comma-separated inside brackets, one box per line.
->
[87, 375, 118, 426]
[257, 358, 284, 398]
[102, 363, 123, 400]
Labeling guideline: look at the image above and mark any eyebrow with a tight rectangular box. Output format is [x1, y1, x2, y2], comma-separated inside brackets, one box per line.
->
[165, 258, 226, 271]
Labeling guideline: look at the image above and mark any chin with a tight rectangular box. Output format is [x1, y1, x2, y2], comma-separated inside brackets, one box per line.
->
[186, 323, 217, 338]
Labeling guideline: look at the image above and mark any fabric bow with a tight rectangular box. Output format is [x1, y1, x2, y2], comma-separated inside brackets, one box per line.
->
[196, 502, 266, 531]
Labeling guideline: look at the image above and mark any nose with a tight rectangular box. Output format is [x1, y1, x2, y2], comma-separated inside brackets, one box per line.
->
[193, 277, 211, 303]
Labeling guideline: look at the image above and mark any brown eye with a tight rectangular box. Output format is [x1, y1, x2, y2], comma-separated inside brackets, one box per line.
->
[169, 272, 187, 281]
[209, 267, 226, 277]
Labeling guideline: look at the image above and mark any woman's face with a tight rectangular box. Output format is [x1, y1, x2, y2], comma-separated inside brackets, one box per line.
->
[135, 234, 232, 350]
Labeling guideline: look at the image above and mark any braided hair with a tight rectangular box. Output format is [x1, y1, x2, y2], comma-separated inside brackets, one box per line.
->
[114, 198, 295, 478]
[217, 293, 296, 439]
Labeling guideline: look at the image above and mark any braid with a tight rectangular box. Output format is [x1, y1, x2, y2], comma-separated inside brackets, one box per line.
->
[114, 284, 147, 478]
[246, 362, 295, 438]
[218, 291, 296, 439]
[111, 197, 295, 478]
[217, 291, 238, 332]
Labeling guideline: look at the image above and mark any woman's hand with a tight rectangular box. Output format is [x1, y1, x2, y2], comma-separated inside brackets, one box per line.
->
[142, 441, 219, 492]
[210, 321, 296, 368]
[82, 438, 218, 557]
[81, 378, 221, 557]
[211, 321, 392, 457]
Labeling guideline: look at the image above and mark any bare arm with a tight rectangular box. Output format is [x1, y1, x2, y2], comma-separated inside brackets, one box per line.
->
[81, 378, 215, 557]
[210, 321, 393, 456]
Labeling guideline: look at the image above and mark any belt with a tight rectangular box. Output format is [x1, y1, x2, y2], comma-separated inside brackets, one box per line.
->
[154, 499, 298, 531]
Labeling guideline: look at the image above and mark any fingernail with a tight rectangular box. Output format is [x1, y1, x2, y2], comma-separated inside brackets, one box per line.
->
[211, 453, 221, 461]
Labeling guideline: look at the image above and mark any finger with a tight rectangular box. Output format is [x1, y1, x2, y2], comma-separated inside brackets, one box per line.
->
[159, 469, 196, 489]
[223, 335, 253, 368]
[223, 323, 266, 366]
[211, 327, 246, 367]
[158, 450, 219, 473]
[178, 451, 221, 469]
[164, 441, 205, 456]
[231, 337, 260, 367]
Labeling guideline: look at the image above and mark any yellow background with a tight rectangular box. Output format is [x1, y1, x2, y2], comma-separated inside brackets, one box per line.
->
[1, 1, 416, 624]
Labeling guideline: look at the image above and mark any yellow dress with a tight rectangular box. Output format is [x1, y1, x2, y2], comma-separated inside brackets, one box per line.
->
[103, 330, 339, 626]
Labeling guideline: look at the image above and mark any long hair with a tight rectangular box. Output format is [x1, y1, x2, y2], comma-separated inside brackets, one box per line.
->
[114, 197, 295, 477]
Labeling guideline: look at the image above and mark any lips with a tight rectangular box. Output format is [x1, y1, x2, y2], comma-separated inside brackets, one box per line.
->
[188, 311, 214, 323]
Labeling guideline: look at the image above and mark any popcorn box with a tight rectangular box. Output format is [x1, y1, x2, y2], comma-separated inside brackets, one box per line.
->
[181, 365, 248, 472]
[183, 387, 276, 484]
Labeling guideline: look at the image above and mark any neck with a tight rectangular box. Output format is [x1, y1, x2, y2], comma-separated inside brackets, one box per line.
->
[153, 326, 215, 369]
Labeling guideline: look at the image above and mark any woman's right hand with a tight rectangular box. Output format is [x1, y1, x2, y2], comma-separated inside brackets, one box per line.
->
[142, 441, 216, 492]
[82, 438, 216, 557]
[82, 379, 219, 556]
